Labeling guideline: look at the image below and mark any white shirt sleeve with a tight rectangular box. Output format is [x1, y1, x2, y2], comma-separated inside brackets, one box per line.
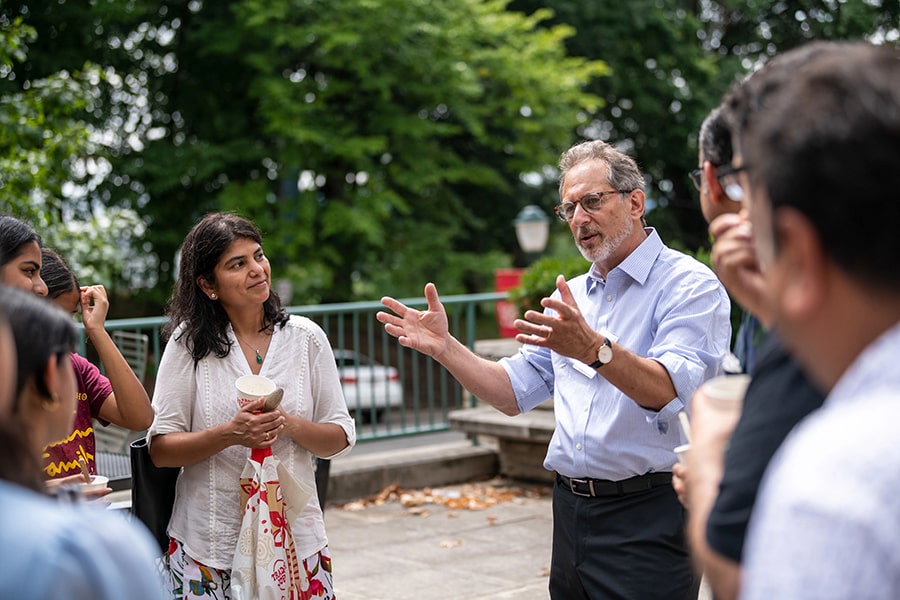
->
[147, 327, 196, 440]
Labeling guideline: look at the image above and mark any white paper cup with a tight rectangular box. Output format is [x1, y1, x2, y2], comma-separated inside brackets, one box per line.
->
[235, 374, 276, 408]
[674, 443, 691, 464]
[80, 475, 109, 493]
[700, 374, 751, 412]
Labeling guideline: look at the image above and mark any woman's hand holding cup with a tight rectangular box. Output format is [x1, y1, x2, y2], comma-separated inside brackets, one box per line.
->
[232, 398, 285, 448]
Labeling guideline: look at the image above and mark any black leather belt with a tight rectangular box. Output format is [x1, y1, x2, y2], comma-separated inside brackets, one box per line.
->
[556, 472, 672, 497]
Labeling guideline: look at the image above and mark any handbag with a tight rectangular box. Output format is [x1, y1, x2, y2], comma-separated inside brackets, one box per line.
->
[129, 436, 180, 552]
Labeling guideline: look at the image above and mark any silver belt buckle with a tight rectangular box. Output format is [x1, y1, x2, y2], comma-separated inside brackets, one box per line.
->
[569, 477, 594, 497]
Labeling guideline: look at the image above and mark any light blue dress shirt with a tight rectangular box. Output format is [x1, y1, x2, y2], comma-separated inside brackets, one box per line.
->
[0, 480, 168, 599]
[500, 228, 732, 480]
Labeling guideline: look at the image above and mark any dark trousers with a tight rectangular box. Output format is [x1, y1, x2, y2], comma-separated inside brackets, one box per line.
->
[549, 477, 700, 600]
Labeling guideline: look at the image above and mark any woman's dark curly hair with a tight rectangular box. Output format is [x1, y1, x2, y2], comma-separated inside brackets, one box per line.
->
[163, 212, 288, 364]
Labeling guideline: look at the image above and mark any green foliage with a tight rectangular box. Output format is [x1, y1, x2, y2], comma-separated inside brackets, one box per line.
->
[507, 0, 899, 255]
[41, 207, 155, 290]
[4, 0, 605, 305]
[2, 0, 896, 315]
[509, 0, 720, 252]
[0, 14, 148, 290]
[0, 16, 95, 222]
[508, 254, 588, 315]
[215, 0, 608, 301]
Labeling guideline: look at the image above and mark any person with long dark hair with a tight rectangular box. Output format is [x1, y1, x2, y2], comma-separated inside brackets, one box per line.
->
[148, 212, 355, 599]
[0, 285, 167, 599]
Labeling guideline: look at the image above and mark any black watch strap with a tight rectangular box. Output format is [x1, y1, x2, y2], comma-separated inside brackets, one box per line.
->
[589, 336, 612, 369]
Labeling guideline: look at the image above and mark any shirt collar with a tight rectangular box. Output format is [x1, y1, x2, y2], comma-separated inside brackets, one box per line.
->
[586, 227, 662, 291]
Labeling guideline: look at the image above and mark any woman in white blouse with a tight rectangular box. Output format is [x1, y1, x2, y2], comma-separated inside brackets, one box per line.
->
[149, 212, 355, 599]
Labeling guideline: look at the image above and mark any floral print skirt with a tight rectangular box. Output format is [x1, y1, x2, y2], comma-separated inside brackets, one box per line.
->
[166, 537, 335, 599]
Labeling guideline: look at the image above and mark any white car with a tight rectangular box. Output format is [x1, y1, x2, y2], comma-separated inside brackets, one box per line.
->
[333, 349, 403, 423]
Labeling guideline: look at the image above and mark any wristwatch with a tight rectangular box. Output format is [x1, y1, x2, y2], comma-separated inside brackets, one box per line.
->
[588, 337, 613, 369]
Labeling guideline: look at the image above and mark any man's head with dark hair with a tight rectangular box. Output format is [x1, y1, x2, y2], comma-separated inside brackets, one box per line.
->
[721, 40, 852, 158]
[743, 42, 900, 292]
[734, 40, 900, 391]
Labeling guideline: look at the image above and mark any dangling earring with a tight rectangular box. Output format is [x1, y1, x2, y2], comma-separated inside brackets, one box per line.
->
[42, 393, 60, 413]
[210, 293, 218, 300]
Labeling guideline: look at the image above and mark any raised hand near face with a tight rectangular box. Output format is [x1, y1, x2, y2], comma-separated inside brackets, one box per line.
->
[80, 285, 111, 335]
[709, 212, 772, 326]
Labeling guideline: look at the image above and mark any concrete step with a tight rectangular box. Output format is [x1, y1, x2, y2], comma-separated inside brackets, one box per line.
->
[448, 405, 556, 484]
[327, 439, 500, 504]
[448, 405, 555, 443]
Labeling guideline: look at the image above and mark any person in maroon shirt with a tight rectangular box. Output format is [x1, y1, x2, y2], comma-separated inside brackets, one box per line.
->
[38, 248, 154, 487]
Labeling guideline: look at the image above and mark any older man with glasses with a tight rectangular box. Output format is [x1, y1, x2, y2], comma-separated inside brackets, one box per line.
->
[379, 139, 731, 599]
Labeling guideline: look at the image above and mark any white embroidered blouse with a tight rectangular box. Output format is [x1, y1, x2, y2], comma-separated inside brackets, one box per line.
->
[148, 315, 356, 569]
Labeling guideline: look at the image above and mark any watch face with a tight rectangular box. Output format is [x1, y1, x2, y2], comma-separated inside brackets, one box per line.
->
[598, 344, 613, 364]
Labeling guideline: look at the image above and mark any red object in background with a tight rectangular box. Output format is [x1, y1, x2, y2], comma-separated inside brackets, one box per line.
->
[495, 268, 524, 338]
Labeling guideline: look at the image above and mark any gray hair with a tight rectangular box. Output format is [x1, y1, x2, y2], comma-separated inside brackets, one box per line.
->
[558, 140, 645, 197]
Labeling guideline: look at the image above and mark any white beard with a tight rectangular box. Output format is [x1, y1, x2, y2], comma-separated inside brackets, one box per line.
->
[576, 216, 634, 264]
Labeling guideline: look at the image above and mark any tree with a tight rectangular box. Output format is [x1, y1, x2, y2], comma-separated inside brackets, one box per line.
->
[507, 0, 898, 252]
[0, 13, 150, 290]
[4, 0, 606, 305]
[12, 1, 891, 308]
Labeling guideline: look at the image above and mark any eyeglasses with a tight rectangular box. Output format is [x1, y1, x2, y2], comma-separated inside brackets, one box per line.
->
[716, 164, 748, 201]
[690, 164, 748, 200]
[554, 190, 625, 222]
[689, 168, 703, 191]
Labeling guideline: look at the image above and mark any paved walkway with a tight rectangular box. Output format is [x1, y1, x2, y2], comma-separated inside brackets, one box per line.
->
[326, 476, 713, 600]
[326, 478, 554, 599]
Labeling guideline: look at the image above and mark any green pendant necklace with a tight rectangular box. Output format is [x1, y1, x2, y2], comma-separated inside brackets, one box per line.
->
[235, 332, 265, 365]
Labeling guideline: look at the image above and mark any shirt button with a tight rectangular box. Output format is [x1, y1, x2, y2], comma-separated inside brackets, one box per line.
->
[576, 443, 583, 451]
[606, 295, 613, 302]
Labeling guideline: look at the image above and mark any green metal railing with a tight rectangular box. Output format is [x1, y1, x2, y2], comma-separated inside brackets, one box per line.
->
[79, 292, 508, 442]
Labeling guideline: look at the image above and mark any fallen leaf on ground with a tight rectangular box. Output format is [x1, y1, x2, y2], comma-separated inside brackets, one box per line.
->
[333, 477, 550, 517]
